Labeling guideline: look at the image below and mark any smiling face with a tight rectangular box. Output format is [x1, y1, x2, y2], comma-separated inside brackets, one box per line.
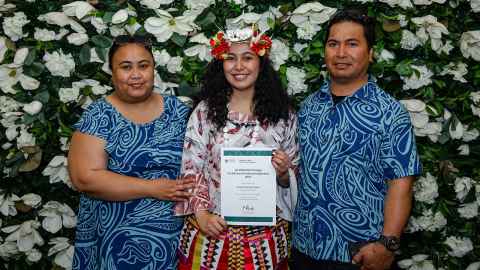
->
[222, 42, 260, 94]
[111, 43, 155, 103]
[325, 21, 373, 86]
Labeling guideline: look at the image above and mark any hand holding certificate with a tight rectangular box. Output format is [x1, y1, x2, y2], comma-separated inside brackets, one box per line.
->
[220, 147, 276, 226]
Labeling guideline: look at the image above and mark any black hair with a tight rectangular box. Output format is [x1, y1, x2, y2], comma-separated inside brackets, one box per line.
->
[325, 9, 376, 49]
[196, 56, 292, 130]
[108, 34, 155, 70]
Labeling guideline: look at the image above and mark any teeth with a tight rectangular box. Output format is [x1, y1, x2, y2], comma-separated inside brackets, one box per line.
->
[233, 75, 247, 80]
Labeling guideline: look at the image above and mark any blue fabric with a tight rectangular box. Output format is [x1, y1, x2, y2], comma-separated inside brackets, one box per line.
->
[72, 96, 190, 270]
[292, 79, 421, 262]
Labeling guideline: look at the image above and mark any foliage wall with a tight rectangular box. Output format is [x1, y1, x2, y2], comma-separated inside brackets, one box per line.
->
[0, 0, 479, 269]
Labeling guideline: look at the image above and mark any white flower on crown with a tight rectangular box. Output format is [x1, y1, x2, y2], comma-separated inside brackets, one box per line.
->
[455, 176, 473, 202]
[2, 220, 44, 252]
[398, 254, 435, 270]
[445, 236, 473, 257]
[290, 2, 336, 40]
[460, 31, 480, 61]
[38, 201, 76, 234]
[411, 15, 449, 54]
[145, 10, 197, 43]
[0, 191, 20, 216]
[2, 12, 29, 41]
[43, 50, 75, 77]
[400, 30, 422, 50]
[269, 39, 289, 71]
[458, 202, 478, 219]
[402, 65, 433, 90]
[379, 0, 413, 9]
[286, 66, 308, 95]
[42, 155, 72, 188]
[48, 237, 74, 269]
[413, 172, 438, 204]
[184, 33, 212, 62]
[440, 62, 468, 83]
[0, 47, 41, 94]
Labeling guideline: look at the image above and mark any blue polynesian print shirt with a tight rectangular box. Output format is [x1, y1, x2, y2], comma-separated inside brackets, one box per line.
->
[292, 78, 422, 262]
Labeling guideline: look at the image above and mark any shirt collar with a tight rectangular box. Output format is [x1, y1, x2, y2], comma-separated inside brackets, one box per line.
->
[319, 75, 379, 102]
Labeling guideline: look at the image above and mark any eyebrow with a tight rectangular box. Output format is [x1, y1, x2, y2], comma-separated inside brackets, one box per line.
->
[117, 59, 152, 65]
[226, 51, 256, 57]
[327, 38, 360, 42]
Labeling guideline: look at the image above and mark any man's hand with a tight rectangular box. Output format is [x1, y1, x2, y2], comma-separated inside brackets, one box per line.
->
[352, 242, 394, 270]
[195, 210, 227, 239]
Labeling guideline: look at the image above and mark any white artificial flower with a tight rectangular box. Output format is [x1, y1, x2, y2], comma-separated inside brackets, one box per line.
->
[458, 144, 470, 156]
[398, 254, 435, 270]
[376, 49, 395, 62]
[145, 10, 196, 43]
[293, 43, 308, 55]
[407, 209, 447, 232]
[400, 99, 427, 112]
[184, 34, 212, 62]
[42, 155, 72, 188]
[455, 176, 473, 202]
[33, 28, 56, 41]
[290, 2, 336, 40]
[17, 126, 36, 148]
[60, 137, 70, 152]
[458, 202, 478, 219]
[0, 0, 15, 15]
[25, 248, 42, 263]
[449, 118, 464, 140]
[125, 22, 141, 35]
[286, 67, 308, 95]
[38, 201, 76, 234]
[230, 0, 246, 6]
[467, 262, 480, 270]
[0, 36, 7, 63]
[2, 12, 29, 41]
[411, 15, 449, 53]
[269, 39, 289, 71]
[402, 65, 433, 90]
[185, 0, 215, 12]
[380, 0, 413, 9]
[38, 12, 86, 33]
[476, 184, 480, 206]
[154, 49, 171, 67]
[62, 1, 95, 20]
[0, 48, 40, 93]
[400, 30, 422, 50]
[140, 0, 175, 9]
[67, 32, 89, 45]
[20, 193, 41, 208]
[460, 31, 480, 61]
[438, 40, 454, 55]
[166, 56, 183, 73]
[0, 241, 19, 260]
[48, 237, 74, 269]
[109, 24, 126, 37]
[2, 220, 44, 252]
[89, 48, 103, 63]
[0, 96, 21, 114]
[413, 173, 438, 204]
[90, 16, 108, 34]
[23, 101, 43, 115]
[463, 127, 479, 142]
[0, 192, 20, 216]
[153, 71, 178, 95]
[472, 0, 480, 12]
[226, 12, 261, 30]
[413, 0, 446, 4]
[440, 62, 468, 83]
[445, 236, 473, 257]
[43, 50, 75, 77]
[58, 87, 80, 103]
[112, 9, 129, 24]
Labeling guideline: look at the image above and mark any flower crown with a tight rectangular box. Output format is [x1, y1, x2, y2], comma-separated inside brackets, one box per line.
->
[209, 25, 272, 60]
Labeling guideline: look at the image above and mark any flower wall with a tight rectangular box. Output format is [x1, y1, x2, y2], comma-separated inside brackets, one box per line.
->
[0, 0, 479, 269]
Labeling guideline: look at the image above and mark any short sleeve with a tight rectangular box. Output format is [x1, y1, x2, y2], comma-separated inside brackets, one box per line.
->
[381, 103, 422, 180]
[73, 101, 112, 141]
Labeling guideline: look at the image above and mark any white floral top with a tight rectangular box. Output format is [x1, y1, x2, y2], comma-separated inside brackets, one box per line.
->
[175, 101, 299, 221]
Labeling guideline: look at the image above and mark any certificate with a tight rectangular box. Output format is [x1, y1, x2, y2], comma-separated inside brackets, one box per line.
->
[221, 147, 276, 226]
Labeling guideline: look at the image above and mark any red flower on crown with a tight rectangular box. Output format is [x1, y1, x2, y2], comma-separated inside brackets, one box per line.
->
[250, 34, 272, 57]
[209, 27, 273, 60]
[210, 32, 229, 60]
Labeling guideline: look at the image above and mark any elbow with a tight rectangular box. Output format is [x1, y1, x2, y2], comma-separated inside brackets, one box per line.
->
[68, 166, 95, 193]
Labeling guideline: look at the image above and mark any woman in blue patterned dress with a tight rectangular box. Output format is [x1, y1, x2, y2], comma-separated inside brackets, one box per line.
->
[68, 35, 194, 270]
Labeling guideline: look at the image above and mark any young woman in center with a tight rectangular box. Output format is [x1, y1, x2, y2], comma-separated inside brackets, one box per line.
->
[175, 26, 299, 270]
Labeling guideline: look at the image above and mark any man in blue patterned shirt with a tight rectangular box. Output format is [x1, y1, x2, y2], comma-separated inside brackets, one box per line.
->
[292, 9, 422, 270]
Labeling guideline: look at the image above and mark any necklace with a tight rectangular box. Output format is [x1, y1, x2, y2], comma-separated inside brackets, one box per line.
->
[222, 117, 260, 146]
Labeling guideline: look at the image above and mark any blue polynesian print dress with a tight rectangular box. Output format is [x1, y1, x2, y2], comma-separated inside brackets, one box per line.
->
[72, 95, 190, 270]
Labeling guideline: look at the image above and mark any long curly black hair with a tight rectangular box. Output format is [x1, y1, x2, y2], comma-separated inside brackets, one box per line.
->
[196, 56, 292, 130]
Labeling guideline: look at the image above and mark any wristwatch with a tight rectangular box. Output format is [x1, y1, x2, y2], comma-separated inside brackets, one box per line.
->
[377, 235, 401, 252]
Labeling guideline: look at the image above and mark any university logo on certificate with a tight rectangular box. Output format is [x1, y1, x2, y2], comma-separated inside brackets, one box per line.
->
[220, 147, 276, 226]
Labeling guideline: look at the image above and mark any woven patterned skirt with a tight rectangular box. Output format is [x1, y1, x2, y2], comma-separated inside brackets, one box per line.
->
[177, 215, 290, 270]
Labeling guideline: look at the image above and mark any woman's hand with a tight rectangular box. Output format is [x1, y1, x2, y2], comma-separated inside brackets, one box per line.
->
[272, 149, 290, 187]
[195, 210, 227, 239]
[150, 177, 195, 202]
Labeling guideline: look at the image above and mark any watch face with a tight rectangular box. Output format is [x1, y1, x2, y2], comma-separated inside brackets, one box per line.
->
[387, 237, 400, 251]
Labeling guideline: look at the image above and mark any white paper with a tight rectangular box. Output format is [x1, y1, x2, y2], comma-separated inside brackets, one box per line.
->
[221, 147, 276, 226]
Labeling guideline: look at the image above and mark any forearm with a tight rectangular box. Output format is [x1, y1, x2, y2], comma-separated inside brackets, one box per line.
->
[72, 169, 155, 201]
[382, 176, 414, 237]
